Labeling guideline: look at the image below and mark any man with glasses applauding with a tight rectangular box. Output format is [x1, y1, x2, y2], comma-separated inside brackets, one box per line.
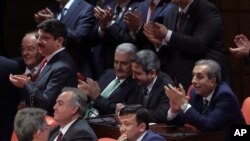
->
[9, 19, 78, 116]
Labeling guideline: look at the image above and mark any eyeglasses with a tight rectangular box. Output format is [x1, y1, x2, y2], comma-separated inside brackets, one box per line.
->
[20, 46, 37, 53]
[35, 34, 53, 41]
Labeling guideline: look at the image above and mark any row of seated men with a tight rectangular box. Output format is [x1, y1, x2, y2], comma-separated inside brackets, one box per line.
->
[0, 18, 246, 141]
[13, 98, 166, 141]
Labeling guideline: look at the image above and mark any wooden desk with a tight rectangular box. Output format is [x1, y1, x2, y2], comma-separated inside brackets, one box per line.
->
[88, 117, 225, 141]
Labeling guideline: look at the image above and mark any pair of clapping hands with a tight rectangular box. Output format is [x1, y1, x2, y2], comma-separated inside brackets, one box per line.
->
[78, 77, 101, 101]
[164, 84, 190, 113]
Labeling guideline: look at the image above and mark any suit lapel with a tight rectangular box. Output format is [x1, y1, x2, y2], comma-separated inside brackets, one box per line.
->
[151, 2, 167, 21]
[144, 76, 161, 106]
[62, 118, 80, 140]
[60, 0, 78, 24]
[140, 1, 148, 23]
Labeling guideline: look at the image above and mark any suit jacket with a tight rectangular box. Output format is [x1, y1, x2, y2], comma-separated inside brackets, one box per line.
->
[0, 56, 19, 141]
[167, 83, 246, 132]
[135, 72, 174, 123]
[141, 130, 165, 141]
[49, 118, 97, 141]
[157, 0, 230, 90]
[93, 69, 140, 115]
[50, 0, 95, 76]
[23, 49, 78, 115]
[135, 0, 171, 50]
[89, 0, 140, 70]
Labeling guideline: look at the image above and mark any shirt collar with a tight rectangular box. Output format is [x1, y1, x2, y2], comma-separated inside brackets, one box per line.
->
[203, 89, 215, 103]
[45, 47, 65, 62]
[151, 0, 160, 7]
[24, 65, 39, 75]
[136, 131, 148, 141]
[146, 76, 157, 93]
[179, 0, 193, 14]
[117, 0, 131, 12]
[60, 118, 78, 135]
[63, 0, 75, 10]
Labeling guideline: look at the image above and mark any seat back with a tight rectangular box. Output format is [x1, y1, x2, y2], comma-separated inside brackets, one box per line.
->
[241, 97, 250, 125]
[98, 137, 116, 141]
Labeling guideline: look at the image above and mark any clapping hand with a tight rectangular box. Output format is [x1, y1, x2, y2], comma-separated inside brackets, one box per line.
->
[78, 78, 100, 100]
[230, 34, 250, 58]
[143, 22, 168, 47]
[164, 84, 187, 112]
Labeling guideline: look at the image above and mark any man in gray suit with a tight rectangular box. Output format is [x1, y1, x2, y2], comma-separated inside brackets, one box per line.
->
[9, 19, 78, 116]
[49, 87, 97, 141]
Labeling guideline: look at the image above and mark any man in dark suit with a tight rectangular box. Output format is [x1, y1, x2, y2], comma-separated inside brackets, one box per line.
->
[49, 87, 97, 141]
[123, 0, 170, 49]
[130, 49, 174, 123]
[89, 0, 140, 74]
[34, 0, 95, 78]
[165, 59, 245, 132]
[78, 43, 139, 117]
[143, 0, 230, 90]
[0, 56, 19, 141]
[9, 19, 78, 116]
[117, 105, 165, 141]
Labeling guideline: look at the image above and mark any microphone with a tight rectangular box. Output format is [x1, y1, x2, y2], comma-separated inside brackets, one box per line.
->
[87, 110, 117, 126]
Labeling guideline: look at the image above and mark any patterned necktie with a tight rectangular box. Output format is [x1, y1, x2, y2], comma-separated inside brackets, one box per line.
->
[202, 99, 209, 113]
[56, 131, 63, 141]
[35, 58, 47, 80]
[27, 68, 36, 82]
[176, 11, 185, 30]
[143, 87, 149, 105]
[101, 79, 120, 98]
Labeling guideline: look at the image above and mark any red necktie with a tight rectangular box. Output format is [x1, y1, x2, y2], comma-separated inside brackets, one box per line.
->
[35, 58, 47, 80]
[56, 131, 63, 141]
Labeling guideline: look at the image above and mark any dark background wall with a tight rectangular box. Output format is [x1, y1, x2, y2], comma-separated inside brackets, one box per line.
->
[1, 0, 250, 103]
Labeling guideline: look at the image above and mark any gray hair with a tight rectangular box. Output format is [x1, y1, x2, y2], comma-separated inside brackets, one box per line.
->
[194, 59, 221, 83]
[131, 49, 160, 73]
[116, 43, 137, 54]
[61, 87, 88, 117]
[14, 107, 47, 141]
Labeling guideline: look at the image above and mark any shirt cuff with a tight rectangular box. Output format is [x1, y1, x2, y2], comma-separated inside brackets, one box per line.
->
[182, 103, 191, 113]
[163, 30, 173, 45]
[98, 27, 105, 38]
[167, 109, 178, 121]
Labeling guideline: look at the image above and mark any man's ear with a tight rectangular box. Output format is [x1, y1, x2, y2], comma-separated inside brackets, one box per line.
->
[56, 37, 64, 46]
[211, 77, 217, 86]
[72, 106, 79, 115]
[139, 122, 147, 132]
[149, 69, 157, 78]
